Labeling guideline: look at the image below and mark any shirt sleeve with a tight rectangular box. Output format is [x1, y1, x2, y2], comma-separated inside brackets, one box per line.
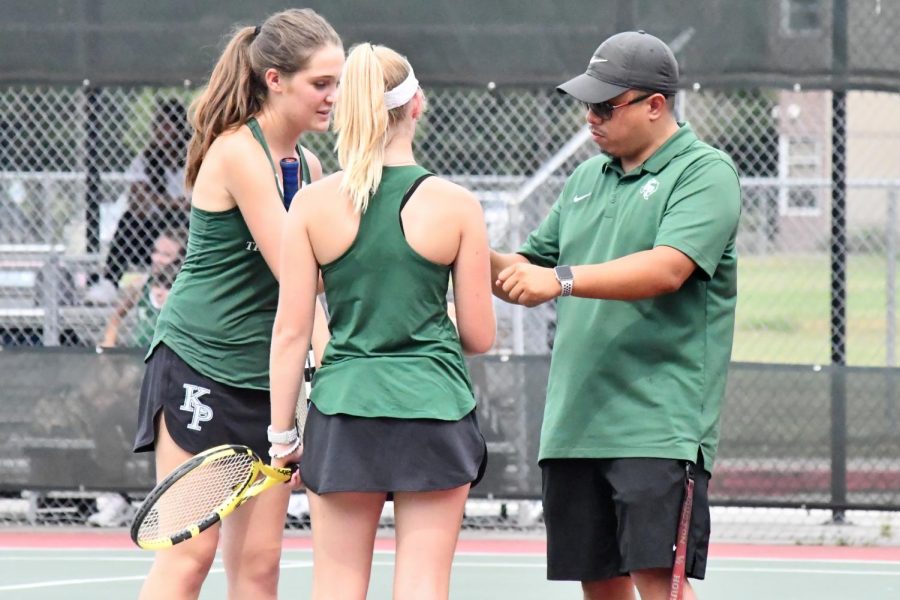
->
[654, 156, 741, 279]
[517, 196, 562, 268]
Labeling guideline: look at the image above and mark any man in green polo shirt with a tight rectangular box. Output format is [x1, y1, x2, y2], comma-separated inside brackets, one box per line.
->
[491, 31, 740, 600]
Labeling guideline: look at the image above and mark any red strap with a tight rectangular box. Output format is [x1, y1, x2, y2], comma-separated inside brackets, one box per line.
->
[669, 472, 695, 600]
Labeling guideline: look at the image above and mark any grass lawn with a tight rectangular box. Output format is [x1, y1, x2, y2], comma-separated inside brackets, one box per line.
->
[734, 253, 898, 366]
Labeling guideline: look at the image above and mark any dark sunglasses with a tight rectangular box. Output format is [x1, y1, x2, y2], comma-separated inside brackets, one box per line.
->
[583, 93, 656, 120]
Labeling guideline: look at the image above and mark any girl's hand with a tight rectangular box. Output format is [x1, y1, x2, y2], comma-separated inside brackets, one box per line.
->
[270, 444, 303, 490]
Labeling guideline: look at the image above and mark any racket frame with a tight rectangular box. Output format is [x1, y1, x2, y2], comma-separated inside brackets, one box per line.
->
[131, 444, 291, 550]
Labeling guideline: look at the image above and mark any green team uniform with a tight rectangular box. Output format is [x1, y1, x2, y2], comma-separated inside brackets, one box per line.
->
[133, 279, 162, 348]
[311, 166, 476, 420]
[518, 124, 741, 470]
[148, 118, 310, 389]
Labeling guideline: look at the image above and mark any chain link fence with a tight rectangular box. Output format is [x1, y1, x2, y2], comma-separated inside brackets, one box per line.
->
[1, 84, 899, 538]
[2, 85, 898, 361]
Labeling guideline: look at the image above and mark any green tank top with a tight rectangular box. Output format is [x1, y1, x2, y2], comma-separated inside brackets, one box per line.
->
[134, 279, 161, 348]
[311, 166, 476, 420]
[147, 117, 311, 389]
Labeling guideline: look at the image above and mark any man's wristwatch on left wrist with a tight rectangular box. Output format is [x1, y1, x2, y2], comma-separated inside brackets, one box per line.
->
[554, 265, 574, 297]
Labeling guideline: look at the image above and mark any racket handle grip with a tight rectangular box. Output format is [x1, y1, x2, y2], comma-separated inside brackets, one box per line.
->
[280, 157, 300, 209]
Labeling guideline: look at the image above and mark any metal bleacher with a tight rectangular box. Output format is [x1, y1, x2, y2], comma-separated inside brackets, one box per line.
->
[0, 244, 108, 346]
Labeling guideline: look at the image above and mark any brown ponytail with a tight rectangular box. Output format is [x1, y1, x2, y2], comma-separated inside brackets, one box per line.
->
[184, 9, 341, 188]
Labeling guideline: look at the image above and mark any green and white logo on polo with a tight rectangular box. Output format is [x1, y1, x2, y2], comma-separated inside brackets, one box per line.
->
[640, 178, 660, 200]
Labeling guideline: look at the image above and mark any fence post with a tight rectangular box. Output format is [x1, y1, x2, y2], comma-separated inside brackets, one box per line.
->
[888, 188, 897, 367]
[84, 85, 102, 255]
[828, 0, 849, 523]
[887, 188, 897, 435]
[42, 250, 61, 347]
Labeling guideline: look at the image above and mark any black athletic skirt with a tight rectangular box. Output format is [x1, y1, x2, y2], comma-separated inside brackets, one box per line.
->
[299, 402, 487, 495]
[133, 343, 269, 460]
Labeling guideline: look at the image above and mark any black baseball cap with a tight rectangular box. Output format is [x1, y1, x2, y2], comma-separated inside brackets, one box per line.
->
[557, 31, 679, 103]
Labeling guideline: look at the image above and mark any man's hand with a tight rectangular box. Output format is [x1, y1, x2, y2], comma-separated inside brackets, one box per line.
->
[497, 263, 561, 307]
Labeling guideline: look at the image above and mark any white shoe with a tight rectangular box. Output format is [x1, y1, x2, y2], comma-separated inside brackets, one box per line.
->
[84, 279, 118, 305]
[87, 494, 134, 527]
[515, 501, 544, 527]
[287, 493, 309, 518]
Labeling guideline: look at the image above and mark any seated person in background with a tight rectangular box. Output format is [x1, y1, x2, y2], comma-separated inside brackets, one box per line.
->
[86, 98, 190, 304]
[99, 228, 185, 349]
[87, 228, 185, 527]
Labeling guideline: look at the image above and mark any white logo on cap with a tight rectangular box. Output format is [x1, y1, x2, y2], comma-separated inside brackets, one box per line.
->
[590, 57, 609, 64]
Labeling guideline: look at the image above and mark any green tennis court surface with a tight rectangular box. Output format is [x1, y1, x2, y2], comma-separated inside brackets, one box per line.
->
[1, 533, 899, 599]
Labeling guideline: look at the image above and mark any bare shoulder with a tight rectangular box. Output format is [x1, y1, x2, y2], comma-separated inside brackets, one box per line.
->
[418, 176, 483, 215]
[207, 126, 261, 165]
[301, 171, 342, 197]
[294, 172, 343, 211]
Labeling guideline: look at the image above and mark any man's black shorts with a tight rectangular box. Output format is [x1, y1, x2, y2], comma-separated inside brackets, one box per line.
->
[134, 342, 269, 459]
[541, 456, 710, 582]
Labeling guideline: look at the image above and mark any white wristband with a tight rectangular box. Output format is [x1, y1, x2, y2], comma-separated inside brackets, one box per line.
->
[267, 424, 299, 445]
[268, 438, 301, 459]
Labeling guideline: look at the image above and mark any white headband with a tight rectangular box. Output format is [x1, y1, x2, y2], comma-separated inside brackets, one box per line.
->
[384, 69, 419, 110]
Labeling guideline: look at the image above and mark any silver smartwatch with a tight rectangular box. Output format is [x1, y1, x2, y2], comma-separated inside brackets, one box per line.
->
[554, 265, 574, 297]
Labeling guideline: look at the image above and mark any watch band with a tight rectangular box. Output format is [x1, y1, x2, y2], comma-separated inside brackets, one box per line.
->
[554, 265, 574, 297]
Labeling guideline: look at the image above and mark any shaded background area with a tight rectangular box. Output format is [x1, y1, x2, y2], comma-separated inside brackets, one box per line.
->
[1, 350, 897, 511]
[0, 0, 898, 90]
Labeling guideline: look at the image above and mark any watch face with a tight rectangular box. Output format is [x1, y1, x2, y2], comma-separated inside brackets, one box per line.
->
[555, 265, 573, 280]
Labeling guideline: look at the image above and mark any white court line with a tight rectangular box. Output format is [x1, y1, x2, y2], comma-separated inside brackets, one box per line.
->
[0, 556, 152, 562]
[305, 559, 900, 575]
[3, 552, 897, 593]
[0, 548, 143, 552]
[0, 569, 224, 593]
[710, 567, 900, 577]
[0, 563, 319, 593]
[712, 557, 900, 567]
[278, 559, 540, 570]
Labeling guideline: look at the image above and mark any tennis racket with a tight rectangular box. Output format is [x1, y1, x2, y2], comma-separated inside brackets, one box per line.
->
[296, 349, 316, 436]
[130, 444, 296, 550]
[280, 155, 317, 438]
[669, 462, 696, 600]
[280, 156, 300, 210]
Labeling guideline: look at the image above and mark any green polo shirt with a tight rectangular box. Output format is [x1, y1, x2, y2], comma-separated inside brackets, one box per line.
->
[518, 123, 740, 470]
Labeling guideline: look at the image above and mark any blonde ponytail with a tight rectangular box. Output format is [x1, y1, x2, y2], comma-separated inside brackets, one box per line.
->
[333, 44, 414, 213]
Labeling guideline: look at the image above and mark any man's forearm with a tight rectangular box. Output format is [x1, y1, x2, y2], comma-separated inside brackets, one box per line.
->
[570, 247, 696, 300]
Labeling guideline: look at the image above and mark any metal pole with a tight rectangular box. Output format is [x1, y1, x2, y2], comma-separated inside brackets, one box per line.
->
[508, 200, 525, 354]
[84, 86, 102, 254]
[42, 250, 61, 346]
[888, 189, 897, 367]
[887, 188, 897, 436]
[81, 0, 102, 254]
[829, 0, 849, 524]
